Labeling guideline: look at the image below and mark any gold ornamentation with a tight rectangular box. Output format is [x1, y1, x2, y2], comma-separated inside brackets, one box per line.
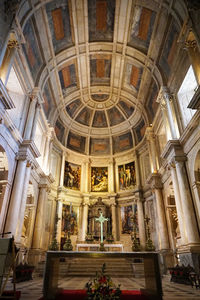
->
[7, 39, 19, 49]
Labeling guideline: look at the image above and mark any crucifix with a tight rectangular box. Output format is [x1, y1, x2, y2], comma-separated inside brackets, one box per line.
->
[95, 212, 108, 244]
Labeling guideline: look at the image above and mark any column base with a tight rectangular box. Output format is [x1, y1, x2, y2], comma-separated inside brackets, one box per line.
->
[28, 248, 46, 267]
[177, 243, 200, 273]
[159, 249, 174, 274]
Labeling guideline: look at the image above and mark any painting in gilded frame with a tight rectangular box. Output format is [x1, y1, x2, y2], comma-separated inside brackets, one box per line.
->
[62, 204, 78, 236]
[91, 167, 108, 192]
[118, 161, 136, 190]
[63, 161, 81, 190]
[121, 204, 138, 234]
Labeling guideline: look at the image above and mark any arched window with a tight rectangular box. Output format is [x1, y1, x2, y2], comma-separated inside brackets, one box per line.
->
[177, 65, 197, 128]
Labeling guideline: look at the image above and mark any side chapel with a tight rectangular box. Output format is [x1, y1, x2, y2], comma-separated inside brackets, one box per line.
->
[0, 0, 200, 276]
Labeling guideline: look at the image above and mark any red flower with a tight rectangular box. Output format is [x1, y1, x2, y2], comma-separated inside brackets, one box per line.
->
[99, 276, 107, 284]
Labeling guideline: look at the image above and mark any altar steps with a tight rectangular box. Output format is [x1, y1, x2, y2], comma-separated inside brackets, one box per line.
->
[36, 258, 139, 278]
[60, 258, 135, 277]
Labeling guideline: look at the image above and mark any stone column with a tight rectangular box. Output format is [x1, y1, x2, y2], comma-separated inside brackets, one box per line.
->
[109, 159, 115, 193]
[84, 161, 90, 193]
[81, 196, 90, 241]
[145, 127, 159, 173]
[135, 193, 146, 249]
[23, 96, 38, 140]
[134, 151, 141, 188]
[170, 163, 187, 245]
[175, 159, 200, 245]
[4, 156, 27, 235]
[32, 183, 49, 250]
[148, 174, 169, 250]
[0, 38, 19, 83]
[43, 132, 52, 174]
[30, 102, 41, 140]
[160, 101, 172, 140]
[56, 199, 63, 248]
[110, 196, 117, 241]
[15, 161, 32, 244]
[185, 31, 200, 85]
[59, 151, 66, 187]
[161, 87, 180, 139]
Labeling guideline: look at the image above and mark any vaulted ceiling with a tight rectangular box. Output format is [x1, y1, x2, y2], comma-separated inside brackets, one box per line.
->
[18, 0, 187, 156]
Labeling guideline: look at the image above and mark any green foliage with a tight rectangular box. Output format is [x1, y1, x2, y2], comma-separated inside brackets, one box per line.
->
[85, 263, 121, 300]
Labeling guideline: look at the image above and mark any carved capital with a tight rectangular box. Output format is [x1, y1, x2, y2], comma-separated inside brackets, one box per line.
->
[185, 39, 197, 49]
[147, 173, 163, 190]
[7, 39, 19, 49]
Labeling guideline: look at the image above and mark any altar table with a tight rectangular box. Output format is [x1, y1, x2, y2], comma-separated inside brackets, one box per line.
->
[76, 243, 123, 252]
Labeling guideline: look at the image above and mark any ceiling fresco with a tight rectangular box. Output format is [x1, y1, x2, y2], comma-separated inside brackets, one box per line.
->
[19, 0, 184, 156]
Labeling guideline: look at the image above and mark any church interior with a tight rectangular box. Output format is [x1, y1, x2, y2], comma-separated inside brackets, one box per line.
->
[0, 0, 200, 299]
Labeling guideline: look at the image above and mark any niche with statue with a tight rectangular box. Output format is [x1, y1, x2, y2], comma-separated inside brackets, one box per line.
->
[86, 198, 112, 242]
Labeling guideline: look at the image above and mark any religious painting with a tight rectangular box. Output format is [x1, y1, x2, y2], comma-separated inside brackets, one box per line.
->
[63, 161, 81, 190]
[67, 131, 86, 154]
[128, 6, 156, 52]
[23, 17, 43, 83]
[118, 161, 136, 190]
[46, 0, 73, 54]
[62, 204, 78, 236]
[91, 167, 108, 192]
[112, 132, 133, 154]
[121, 204, 138, 234]
[88, 0, 115, 42]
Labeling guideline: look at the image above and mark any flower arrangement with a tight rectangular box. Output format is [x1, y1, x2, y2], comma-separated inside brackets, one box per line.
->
[85, 263, 121, 299]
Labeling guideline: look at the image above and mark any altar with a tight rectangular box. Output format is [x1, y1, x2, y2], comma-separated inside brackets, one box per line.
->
[76, 243, 123, 252]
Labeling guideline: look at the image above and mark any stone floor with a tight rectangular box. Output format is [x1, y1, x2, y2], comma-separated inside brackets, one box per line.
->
[3, 274, 200, 300]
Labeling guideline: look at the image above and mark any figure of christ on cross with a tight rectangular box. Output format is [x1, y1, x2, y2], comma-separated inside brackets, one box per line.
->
[95, 212, 109, 244]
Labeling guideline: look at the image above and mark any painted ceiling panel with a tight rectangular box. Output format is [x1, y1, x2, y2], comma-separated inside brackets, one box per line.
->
[107, 107, 125, 126]
[66, 99, 82, 118]
[134, 118, 146, 144]
[59, 63, 77, 97]
[90, 55, 111, 85]
[159, 21, 179, 78]
[55, 119, 65, 144]
[112, 132, 133, 154]
[118, 100, 135, 118]
[46, 0, 73, 54]
[146, 83, 159, 123]
[75, 107, 93, 126]
[124, 63, 143, 92]
[42, 80, 55, 118]
[91, 94, 109, 102]
[88, 0, 115, 42]
[128, 6, 156, 51]
[22, 17, 43, 83]
[90, 138, 110, 155]
[67, 131, 86, 154]
[92, 111, 108, 127]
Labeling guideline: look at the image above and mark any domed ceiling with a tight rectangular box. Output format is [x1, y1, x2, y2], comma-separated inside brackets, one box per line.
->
[18, 0, 185, 156]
